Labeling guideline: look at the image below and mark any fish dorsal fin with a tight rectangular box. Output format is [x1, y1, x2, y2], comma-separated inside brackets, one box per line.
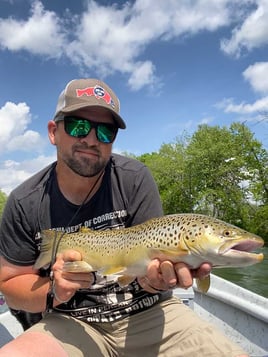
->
[196, 276, 210, 293]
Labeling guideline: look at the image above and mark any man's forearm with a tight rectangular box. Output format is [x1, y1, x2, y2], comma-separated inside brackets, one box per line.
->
[1, 274, 50, 312]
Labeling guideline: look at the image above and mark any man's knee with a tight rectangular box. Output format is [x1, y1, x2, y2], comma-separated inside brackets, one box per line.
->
[0, 332, 67, 357]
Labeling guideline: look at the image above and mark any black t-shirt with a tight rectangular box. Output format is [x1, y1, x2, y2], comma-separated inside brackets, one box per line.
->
[0, 154, 172, 323]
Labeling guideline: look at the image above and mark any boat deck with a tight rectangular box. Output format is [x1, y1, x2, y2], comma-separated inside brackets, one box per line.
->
[1, 275, 267, 356]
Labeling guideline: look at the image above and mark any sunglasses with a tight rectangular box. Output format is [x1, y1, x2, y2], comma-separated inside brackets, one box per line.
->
[63, 116, 118, 144]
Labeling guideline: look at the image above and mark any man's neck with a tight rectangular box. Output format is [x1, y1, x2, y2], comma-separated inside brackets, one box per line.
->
[55, 163, 105, 205]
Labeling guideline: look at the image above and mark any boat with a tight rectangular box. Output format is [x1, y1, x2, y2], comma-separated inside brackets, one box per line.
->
[0, 274, 268, 355]
[175, 274, 268, 356]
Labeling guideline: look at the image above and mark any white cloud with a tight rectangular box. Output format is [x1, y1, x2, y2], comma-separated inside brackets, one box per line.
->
[0, 0, 254, 90]
[0, 101, 43, 154]
[7, 130, 41, 152]
[216, 60, 268, 114]
[128, 61, 156, 90]
[0, 100, 50, 192]
[243, 62, 268, 94]
[0, 0, 65, 58]
[220, 0, 268, 57]
[217, 96, 268, 114]
[199, 116, 214, 125]
[0, 155, 56, 195]
[66, 0, 245, 89]
[0, 102, 30, 137]
[65, 1, 134, 76]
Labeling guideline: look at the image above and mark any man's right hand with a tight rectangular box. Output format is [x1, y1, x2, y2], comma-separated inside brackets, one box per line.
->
[51, 250, 95, 305]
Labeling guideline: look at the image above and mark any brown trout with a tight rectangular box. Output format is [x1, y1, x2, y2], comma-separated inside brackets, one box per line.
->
[34, 214, 264, 292]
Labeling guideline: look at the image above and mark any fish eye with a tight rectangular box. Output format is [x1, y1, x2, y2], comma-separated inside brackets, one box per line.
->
[223, 229, 231, 237]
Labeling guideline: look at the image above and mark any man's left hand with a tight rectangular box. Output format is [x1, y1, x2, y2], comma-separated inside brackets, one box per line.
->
[137, 259, 211, 293]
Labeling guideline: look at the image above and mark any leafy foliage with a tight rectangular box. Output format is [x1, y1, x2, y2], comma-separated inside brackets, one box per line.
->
[0, 190, 7, 218]
[136, 122, 268, 242]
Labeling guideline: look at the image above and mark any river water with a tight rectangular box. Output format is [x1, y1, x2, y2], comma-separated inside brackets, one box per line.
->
[214, 246, 268, 298]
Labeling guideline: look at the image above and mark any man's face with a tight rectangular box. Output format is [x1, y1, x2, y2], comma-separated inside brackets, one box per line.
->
[49, 107, 117, 177]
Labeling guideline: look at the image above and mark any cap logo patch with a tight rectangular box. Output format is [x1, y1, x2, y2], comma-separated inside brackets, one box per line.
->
[76, 86, 115, 108]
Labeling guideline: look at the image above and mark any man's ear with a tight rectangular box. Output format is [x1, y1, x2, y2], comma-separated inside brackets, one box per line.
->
[48, 120, 57, 145]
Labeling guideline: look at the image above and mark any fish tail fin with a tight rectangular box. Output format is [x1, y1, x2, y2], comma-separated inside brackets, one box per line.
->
[34, 230, 61, 270]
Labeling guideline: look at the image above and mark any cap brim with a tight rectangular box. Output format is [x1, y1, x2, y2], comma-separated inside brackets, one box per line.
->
[54, 103, 126, 129]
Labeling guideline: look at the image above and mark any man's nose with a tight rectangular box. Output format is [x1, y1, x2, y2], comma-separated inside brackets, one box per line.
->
[79, 128, 99, 145]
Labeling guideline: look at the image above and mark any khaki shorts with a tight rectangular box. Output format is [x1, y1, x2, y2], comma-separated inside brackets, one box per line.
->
[27, 297, 246, 357]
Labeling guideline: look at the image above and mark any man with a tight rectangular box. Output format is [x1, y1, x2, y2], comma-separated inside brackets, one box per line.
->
[0, 78, 248, 356]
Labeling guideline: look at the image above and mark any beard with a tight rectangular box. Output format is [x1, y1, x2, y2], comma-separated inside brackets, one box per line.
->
[61, 144, 109, 177]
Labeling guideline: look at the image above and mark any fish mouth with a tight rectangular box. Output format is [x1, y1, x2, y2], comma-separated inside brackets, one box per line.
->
[220, 238, 264, 262]
[231, 239, 263, 252]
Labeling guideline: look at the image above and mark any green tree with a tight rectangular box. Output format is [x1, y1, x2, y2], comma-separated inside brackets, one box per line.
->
[185, 123, 268, 233]
[185, 124, 250, 223]
[0, 190, 7, 218]
[139, 138, 193, 214]
[136, 122, 268, 242]
[230, 122, 268, 205]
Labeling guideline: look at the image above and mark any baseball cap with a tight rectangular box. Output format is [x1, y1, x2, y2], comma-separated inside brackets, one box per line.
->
[53, 78, 126, 129]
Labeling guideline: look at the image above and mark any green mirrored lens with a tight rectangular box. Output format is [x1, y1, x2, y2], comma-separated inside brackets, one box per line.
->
[65, 119, 91, 137]
[97, 124, 116, 143]
[64, 117, 117, 143]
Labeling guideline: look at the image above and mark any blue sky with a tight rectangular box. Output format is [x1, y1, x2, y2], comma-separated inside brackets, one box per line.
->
[0, 0, 268, 194]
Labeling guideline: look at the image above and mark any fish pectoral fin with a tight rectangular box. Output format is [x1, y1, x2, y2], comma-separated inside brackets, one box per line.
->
[117, 275, 136, 287]
[196, 276, 210, 293]
[62, 261, 94, 273]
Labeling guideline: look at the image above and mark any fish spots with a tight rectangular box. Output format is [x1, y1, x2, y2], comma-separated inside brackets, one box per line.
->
[35, 212, 265, 275]
[185, 235, 195, 243]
